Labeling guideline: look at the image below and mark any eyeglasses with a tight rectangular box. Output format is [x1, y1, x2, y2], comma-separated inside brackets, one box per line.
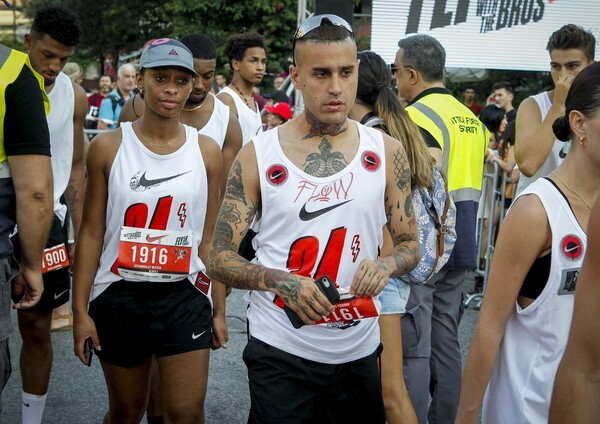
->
[292, 14, 354, 66]
[390, 64, 413, 76]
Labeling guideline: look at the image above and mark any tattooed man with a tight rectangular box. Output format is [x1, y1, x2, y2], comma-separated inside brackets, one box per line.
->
[209, 15, 419, 423]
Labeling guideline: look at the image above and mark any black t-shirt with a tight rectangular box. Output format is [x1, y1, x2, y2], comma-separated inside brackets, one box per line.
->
[4, 65, 51, 156]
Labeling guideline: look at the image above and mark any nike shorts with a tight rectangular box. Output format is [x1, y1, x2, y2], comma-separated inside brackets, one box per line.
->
[379, 277, 411, 315]
[243, 337, 386, 424]
[11, 215, 70, 312]
[89, 279, 212, 368]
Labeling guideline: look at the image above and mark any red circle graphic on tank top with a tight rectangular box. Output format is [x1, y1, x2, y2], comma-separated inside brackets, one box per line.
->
[560, 234, 583, 261]
[362, 151, 381, 172]
[266, 164, 288, 186]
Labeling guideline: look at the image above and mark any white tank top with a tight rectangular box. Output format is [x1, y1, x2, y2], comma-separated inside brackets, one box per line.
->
[482, 178, 586, 423]
[247, 123, 387, 364]
[515, 92, 565, 196]
[219, 86, 262, 144]
[47, 72, 74, 224]
[198, 93, 229, 149]
[91, 122, 208, 301]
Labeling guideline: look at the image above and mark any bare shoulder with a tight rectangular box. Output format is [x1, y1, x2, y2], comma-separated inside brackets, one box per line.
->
[198, 133, 221, 158]
[72, 82, 87, 103]
[516, 96, 541, 122]
[217, 91, 238, 116]
[87, 129, 122, 170]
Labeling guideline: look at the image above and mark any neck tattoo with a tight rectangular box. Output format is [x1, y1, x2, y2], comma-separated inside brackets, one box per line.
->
[183, 94, 209, 112]
[302, 109, 347, 140]
[553, 169, 593, 211]
[230, 82, 253, 109]
[135, 121, 184, 148]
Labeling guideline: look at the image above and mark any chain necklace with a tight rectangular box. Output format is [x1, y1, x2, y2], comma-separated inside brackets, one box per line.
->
[230, 82, 253, 109]
[182, 93, 209, 112]
[553, 169, 593, 211]
[135, 121, 184, 148]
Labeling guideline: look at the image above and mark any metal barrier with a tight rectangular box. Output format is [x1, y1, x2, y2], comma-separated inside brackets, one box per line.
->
[464, 160, 508, 309]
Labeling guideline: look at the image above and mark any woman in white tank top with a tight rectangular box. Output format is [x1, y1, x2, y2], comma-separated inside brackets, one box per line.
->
[457, 62, 600, 424]
[72, 38, 225, 423]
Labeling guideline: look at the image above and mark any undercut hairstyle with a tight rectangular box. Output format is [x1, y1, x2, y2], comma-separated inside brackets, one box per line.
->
[492, 81, 514, 95]
[293, 20, 354, 59]
[397, 34, 445, 83]
[553, 62, 600, 142]
[356, 50, 434, 189]
[180, 34, 217, 60]
[223, 33, 267, 68]
[547, 24, 596, 62]
[31, 6, 81, 46]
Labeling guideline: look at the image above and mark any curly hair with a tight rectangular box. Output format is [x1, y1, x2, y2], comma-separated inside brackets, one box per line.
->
[30, 6, 81, 46]
[223, 33, 266, 68]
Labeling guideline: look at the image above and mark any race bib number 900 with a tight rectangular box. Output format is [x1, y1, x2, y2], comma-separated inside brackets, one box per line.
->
[41, 243, 70, 274]
[116, 226, 192, 282]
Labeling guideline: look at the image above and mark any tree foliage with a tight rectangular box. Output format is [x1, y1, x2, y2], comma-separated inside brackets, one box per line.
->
[23, 0, 297, 87]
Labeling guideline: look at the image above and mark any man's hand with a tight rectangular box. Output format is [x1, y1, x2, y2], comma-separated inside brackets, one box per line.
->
[12, 265, 44, 309]
[553, 74, 575, 110]
[274, 274, 334, 326]
[350, 258, 390, 298]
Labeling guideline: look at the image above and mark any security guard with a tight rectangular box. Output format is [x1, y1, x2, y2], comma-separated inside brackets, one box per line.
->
[394, 34, 488, 424]
[0, 43, 53, 411]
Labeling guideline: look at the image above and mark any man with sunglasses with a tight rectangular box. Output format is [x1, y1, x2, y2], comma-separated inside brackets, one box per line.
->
[209, 15, 419, 423]
[394, 34, 488, 424]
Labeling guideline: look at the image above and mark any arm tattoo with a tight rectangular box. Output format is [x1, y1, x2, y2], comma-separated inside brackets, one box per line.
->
[225, 161, 246, 205]
[393, 148, 411, 191]
[302, 109, 347, 140]
[304, 139, 349, 177]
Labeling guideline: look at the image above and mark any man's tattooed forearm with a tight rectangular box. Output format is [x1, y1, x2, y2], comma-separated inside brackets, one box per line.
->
[392, 245, 419, 277]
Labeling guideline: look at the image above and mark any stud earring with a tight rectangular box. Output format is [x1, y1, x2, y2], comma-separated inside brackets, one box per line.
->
[579, 135, 585, 146]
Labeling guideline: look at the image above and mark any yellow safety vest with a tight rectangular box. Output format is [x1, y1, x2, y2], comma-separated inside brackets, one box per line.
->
[0, 44, 50, 162]
[407, 91, 488, 202]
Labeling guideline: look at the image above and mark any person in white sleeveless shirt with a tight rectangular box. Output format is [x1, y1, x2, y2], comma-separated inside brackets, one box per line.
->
[16, 8, 87, 424]
[551, 199, 600, 423]
[119, 34, 243, 195]
[209, 15, 420, 423]
[457, 62, 600, 424]
[117, 33, 243, 423]
[515, 24, 596, 195]
[72, 38, 224, 423]
[217, 32, 266, 145]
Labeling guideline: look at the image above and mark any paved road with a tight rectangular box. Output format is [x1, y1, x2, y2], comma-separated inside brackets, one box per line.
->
[0, 277, 480, 423]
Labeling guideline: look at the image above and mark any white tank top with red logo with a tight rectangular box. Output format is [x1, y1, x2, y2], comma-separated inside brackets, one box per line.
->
[247, 122, 387, 364]
[199, 93, 229, 149]
[483, 177, 586, 423]
[91, 122, 208, 301]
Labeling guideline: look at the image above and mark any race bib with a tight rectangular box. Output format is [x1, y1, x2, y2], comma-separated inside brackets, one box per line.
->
[315, 294, 379, 325]
[116, 227, 192, 282]
[41, 243, 70, 273]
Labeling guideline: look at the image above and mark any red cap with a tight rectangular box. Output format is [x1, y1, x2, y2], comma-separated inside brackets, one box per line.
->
[265, 102, 293, 121]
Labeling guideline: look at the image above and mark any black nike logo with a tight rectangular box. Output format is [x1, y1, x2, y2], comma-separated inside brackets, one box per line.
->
[130, 171, 190, 192]
[299, 200, 353, 221]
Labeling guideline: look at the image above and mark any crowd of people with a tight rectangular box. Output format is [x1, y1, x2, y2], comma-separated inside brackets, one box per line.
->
[0, 4, 599, 424]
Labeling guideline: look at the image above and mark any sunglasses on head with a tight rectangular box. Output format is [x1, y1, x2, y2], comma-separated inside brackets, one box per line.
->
[292, 14, 353, 66]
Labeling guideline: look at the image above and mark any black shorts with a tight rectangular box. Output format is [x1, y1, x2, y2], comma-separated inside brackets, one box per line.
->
[89, 279, 212, 368]
[11, 215, 70, 311]
[243, 337, 385, 424]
